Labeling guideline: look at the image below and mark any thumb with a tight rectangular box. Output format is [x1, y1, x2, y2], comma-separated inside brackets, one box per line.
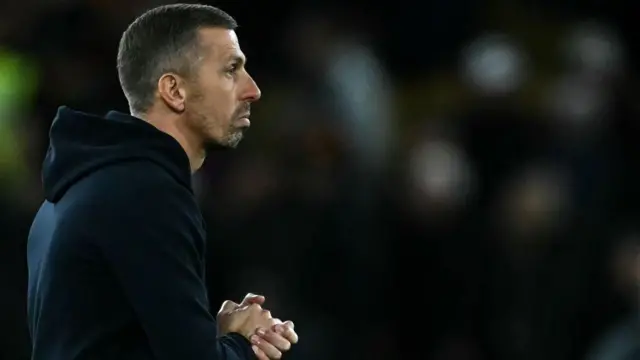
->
[240, 293, 266, 306]
[218, 300, 239, 314]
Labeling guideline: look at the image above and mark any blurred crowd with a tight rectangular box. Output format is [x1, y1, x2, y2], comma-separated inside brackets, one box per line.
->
[1, 0, 639, 359]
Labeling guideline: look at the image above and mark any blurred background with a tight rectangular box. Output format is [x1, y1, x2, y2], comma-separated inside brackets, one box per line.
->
[1, 0, 639, 359]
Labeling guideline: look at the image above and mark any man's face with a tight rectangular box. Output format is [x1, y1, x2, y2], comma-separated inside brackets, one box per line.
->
[185, 28, 261, 150]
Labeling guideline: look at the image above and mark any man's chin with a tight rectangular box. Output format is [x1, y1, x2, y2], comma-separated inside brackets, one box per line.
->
[203, 133, 244, 153]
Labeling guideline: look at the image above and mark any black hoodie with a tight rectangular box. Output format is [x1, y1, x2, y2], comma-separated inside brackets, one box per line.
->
[27, 107, 255, 360]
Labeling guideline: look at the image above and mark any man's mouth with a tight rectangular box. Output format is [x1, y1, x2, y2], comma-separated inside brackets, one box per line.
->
[235, 114, 251, 127]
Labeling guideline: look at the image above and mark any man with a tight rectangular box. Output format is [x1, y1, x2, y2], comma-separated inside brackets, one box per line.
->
[27, 4, 297, 360]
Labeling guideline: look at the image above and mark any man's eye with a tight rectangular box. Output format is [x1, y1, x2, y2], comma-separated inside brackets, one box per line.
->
[226, 64, 238, 74]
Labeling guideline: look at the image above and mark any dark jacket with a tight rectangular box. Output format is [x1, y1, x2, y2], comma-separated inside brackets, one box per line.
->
[27, 106, 255, 360]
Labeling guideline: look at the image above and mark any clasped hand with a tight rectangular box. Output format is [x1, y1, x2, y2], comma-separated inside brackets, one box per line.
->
[217, 293, 298, 360]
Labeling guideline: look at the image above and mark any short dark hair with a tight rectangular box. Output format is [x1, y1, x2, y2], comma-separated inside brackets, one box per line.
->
[117, 4, 237, 114]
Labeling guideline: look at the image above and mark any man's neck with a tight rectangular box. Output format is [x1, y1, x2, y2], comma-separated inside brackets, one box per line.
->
[134, 110, 204, 173]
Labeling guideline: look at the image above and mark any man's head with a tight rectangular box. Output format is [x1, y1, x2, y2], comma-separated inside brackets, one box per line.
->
[117, 4, 260, 153]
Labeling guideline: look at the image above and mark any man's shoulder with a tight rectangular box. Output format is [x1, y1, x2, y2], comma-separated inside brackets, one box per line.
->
[91, 159, 184, 191]
[97, 159, 177, 186]
[67, 160, 192, 212]
[55, 160, 200, 241]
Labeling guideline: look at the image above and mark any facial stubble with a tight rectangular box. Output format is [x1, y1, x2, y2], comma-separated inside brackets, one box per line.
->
[188, 84, 248, 153]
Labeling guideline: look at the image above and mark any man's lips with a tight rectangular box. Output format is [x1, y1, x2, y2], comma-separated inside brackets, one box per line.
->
[235, 113, 251, 127]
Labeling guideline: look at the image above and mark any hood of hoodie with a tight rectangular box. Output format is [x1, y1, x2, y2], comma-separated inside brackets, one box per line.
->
[43, 106, 192, 203]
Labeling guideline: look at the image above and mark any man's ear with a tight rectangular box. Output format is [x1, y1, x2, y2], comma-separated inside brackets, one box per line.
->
[157, 73, 186, 112]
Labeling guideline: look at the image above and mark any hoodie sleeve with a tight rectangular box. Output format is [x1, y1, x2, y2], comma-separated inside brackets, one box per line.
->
[85, 161, 255, 360]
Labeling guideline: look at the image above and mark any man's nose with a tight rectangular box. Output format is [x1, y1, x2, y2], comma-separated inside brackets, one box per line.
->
[243, 75, 261, 102]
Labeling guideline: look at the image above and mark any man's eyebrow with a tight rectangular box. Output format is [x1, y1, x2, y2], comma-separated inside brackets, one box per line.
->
[227, 54, 246, 66]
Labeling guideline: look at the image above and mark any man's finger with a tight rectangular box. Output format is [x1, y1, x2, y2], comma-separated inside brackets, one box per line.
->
[240, 292, 266, 307]
[279, 322, 298, 344]
[252, 345, 270, 360]
[218, 300, 238, 314]
[270, 319, 285, 336]
[251, 334, 282, 359]
[256, 327, 291, 351]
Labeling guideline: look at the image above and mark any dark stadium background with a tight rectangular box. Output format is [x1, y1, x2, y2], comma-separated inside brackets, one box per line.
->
[1, 0, 638, 359]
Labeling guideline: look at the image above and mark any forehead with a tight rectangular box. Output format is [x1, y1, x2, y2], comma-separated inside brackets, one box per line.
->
[197, 27, 244, 62]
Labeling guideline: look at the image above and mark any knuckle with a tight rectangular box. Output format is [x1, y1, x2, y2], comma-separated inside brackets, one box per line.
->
[248, 303, 262, 311]
[285, 321, 294, 329]
[262, 309, 271, 318]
